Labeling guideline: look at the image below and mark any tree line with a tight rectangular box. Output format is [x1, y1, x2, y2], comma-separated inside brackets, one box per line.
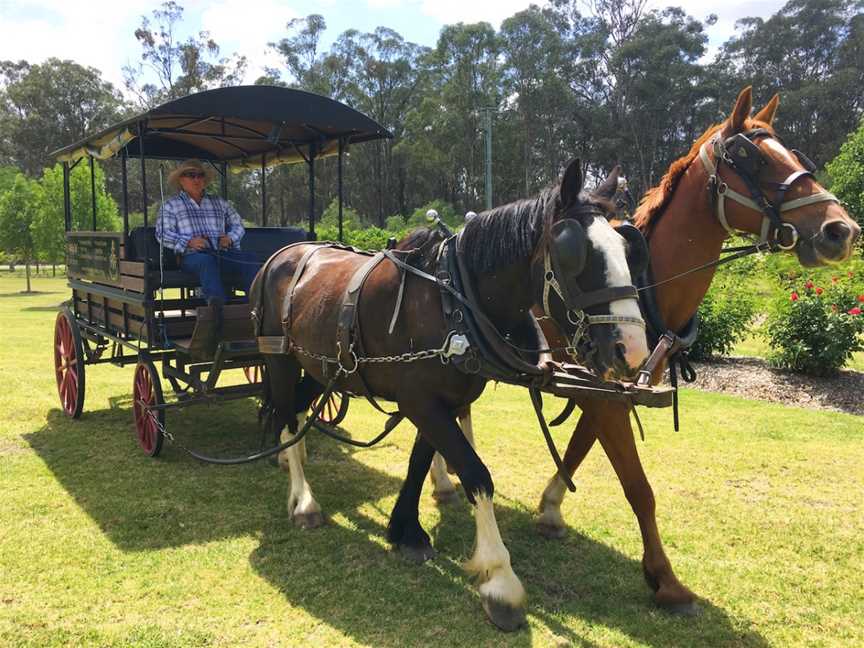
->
[1, 0, 862, 280]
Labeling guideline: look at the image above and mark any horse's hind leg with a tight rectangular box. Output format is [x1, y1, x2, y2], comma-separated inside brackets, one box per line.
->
[536, 410, 597, 539]
[429, 407, 474, 504]
[266, 356, 324, 529]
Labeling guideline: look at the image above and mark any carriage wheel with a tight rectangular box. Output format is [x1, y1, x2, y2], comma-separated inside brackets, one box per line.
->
[243, 364, 263, 384]
[311, 391, 349, 426]
[133, 359, 165, 457]
[53, 309, 85, 418]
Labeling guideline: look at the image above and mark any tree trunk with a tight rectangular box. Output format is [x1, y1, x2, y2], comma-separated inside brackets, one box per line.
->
[52, 263, 56, 277]
[25, 260, 32, 293]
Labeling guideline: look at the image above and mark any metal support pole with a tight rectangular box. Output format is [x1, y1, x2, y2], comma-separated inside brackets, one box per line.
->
[308, 143, 316, 238]
[139, 122, 148, 227]
[89, 156, 97, 230]
[261, 155, 267, 226]
[62, 162, 71, 232]
[121, 150, 129, 236]
[483, 107, 493, 211]
[221, 162, 227, 200]
[338, 138, 344, 242]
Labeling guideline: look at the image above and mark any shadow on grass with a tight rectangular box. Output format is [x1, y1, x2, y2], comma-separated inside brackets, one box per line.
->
[22, 305, 64, 312]
[28, 407, 767, 648]
[0, 290, 57, 298]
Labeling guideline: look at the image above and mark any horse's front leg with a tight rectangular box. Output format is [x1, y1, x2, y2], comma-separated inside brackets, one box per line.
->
[592, 401, 697, 613]
[429, 408, 474, 504]
[278, 412, 324, 529]
[536, 410, 597, 538]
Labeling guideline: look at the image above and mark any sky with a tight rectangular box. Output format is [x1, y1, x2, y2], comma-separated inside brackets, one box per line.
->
[0, 0, 788, 94]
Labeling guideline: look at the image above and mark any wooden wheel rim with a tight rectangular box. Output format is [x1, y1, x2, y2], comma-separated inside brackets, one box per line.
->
[311, 391, 346, 425]
[133, 363, 162, 455]
[54, 313, 79, 416]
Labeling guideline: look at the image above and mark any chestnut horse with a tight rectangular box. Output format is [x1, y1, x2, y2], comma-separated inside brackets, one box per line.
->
[526, 87, 861, 614]
[251, 160, 650, 630]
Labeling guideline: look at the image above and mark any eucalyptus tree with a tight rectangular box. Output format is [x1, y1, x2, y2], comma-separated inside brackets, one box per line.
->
[0, 59, 124, 177]
[718, 0, 864, 165]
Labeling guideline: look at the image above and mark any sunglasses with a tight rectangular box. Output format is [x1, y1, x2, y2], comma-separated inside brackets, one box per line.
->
[181, 171, 206, 179]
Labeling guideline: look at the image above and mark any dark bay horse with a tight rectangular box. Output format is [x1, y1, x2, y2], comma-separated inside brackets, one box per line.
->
[251, 160, 650, 630]
[529, 87, 861, 614]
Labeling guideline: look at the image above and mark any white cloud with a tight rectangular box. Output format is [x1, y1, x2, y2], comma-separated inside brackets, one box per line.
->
[200, 0, 299, 82]
[418, 0, 535, 27]
[0, 0, 163, 90]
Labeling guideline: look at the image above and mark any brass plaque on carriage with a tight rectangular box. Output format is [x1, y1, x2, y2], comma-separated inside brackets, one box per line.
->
[66, 232, 122, 285]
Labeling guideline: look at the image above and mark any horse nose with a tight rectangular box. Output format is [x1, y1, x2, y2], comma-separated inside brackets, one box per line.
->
[822, 220, 855, 246]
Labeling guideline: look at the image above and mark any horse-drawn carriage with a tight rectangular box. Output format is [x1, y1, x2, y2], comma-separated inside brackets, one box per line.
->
[52, 86, 388, 455]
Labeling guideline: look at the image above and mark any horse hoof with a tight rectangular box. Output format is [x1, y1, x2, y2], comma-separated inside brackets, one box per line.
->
[656, 599, 701, 617]
[481, 596, 526, 632]
[535, 521, 566, 540]
[293, 511, 325, 529]
[397, 543, 436, 564]
[432, 489, 460, 505]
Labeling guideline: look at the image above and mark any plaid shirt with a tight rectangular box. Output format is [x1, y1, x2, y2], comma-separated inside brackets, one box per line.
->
[155, 191, 245, 254]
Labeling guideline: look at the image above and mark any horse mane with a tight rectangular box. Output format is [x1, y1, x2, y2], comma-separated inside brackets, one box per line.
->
[633, 117, 774, 234]
[460, 185, 614, 274]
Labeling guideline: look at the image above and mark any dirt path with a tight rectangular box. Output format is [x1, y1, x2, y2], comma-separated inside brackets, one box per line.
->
[687, 356, 864, 417]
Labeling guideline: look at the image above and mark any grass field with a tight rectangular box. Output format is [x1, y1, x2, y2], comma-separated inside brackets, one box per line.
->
[2, 276, 863, 647]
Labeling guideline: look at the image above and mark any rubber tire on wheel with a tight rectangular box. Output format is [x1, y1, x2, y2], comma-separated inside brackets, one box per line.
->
[54, 309, 86, 418]
[133, 359, 165, 457]
[311, 391, 349, 426]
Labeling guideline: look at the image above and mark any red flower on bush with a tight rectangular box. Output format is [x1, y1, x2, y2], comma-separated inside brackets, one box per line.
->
[849, 307, 862, 316]
[858, 295, 864, 303]
[805, 279, 814, 289]
[790, 291, 799, 301]
[815, 287, 823, 295]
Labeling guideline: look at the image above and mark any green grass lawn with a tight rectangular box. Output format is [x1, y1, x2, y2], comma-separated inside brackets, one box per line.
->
[2, 276, 863, 647]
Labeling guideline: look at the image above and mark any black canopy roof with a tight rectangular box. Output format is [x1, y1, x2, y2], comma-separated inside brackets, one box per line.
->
[52, 86, 392, 169]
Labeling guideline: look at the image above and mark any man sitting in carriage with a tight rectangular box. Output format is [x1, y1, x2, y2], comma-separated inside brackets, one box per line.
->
[155, 159, 259, 306]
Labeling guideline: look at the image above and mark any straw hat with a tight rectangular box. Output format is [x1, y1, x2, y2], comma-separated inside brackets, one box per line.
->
[167, 159, 216, 191]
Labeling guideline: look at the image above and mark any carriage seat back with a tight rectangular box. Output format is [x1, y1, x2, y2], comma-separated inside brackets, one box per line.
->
[126, 226, 313, 290]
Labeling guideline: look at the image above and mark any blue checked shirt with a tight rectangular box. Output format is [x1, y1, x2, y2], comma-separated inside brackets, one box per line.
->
[156, 191, 245, 254]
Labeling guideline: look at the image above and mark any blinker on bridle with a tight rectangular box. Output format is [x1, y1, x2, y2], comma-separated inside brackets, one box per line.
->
[540, 216, 646, 361]
[699, 128, 839, 250]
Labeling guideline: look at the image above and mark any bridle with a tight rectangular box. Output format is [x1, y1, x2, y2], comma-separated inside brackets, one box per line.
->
[699, 128, 839, 250]
[539, 213, 646, 360]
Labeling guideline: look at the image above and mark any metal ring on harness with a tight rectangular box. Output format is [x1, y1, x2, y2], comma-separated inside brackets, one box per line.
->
[776, 222, 799, 250]
[336, 341, 359, 375]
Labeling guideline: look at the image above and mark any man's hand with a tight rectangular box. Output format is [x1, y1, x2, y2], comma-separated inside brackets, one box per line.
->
[218, 235, 232, 250]
[187, 236, 209, 251]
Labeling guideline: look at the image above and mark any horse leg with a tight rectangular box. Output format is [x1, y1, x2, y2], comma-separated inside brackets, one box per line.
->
[536, 412, 597, 539]
[279, 412, 324, 529]
[592, 403, 697, 613]
[429, 408, 474, 504]
[266, 356, 324, 529]
[388, 433, 437, 562]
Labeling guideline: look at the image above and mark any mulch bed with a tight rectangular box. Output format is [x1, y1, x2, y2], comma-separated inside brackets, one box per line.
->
[685, 356, 864, 417]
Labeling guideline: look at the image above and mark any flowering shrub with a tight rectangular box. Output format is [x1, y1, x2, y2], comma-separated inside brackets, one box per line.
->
[765, 273, 864, 375]
[689, 277, 756, 360]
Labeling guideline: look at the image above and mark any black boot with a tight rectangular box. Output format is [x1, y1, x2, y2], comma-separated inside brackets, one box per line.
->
[206, 296, 224, 354]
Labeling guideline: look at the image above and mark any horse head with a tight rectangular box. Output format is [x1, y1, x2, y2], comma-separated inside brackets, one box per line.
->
[708, 87, 860, 265]
[536, 160, 650, 381]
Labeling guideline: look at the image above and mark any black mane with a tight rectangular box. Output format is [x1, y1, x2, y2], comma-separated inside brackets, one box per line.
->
[460, 186, 613, 274]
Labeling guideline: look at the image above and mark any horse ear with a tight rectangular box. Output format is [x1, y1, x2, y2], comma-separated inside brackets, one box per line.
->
[596, 165, 621, 199]
[560, 158, 584, 207]
[754, 94, 779, 126]
[723, 86, 752, 136]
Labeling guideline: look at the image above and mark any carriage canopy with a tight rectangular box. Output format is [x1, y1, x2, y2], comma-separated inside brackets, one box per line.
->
[51, 85, 392, 170]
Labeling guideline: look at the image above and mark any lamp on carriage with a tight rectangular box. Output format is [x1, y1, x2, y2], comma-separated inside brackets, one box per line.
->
[425, 209, 439, 223]
[465, 211, 478, 222]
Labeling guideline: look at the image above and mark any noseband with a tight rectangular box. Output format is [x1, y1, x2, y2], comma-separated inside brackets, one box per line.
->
[540, 221, 645, 359]
[699, 129, 838, 249]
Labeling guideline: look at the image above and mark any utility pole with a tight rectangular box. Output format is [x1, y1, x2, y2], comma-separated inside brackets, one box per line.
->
[481, 106, 494, 210]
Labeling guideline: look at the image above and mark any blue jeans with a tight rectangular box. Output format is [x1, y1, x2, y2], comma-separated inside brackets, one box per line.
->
[180, 249, 260, 301]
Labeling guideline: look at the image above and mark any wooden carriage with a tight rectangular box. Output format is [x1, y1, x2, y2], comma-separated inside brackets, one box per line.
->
[52, 86, 390, 455]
